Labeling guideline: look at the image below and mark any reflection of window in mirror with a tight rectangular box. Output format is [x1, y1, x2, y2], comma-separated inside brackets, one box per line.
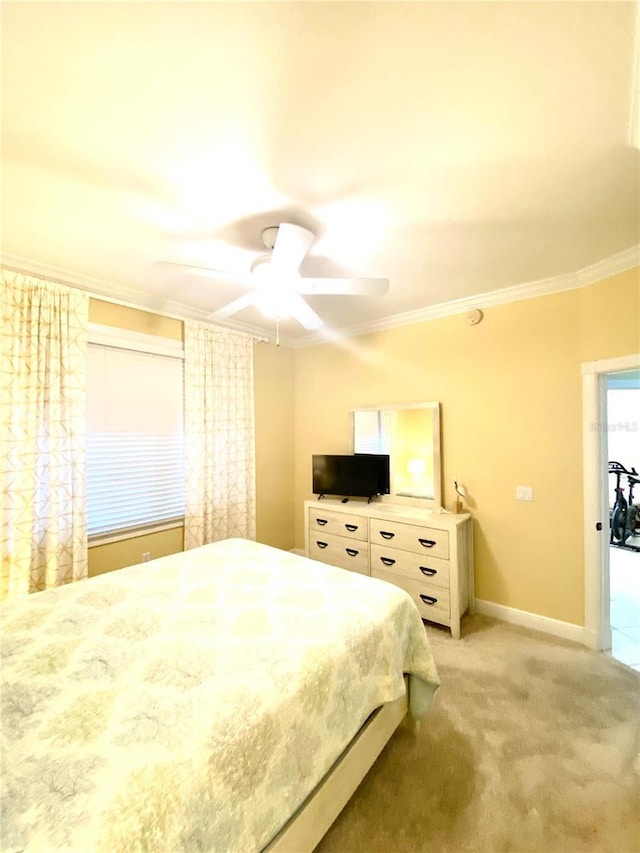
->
[353, 411, 387, 454]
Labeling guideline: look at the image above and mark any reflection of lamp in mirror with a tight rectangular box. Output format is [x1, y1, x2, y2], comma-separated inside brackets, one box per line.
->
[400, 457, 427, 498]
[407, 457, 426, 479]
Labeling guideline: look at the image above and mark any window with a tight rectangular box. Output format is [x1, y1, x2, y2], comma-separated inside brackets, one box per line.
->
[87, 328, 184, 541]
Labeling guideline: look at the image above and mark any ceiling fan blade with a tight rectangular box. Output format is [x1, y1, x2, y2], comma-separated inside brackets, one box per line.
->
[207, 292, 257, 320]
[287, 293, 324, 331]
[271, 223, 315, 271]
[154, 261, 247, 284]
[297, 277, 390, 296]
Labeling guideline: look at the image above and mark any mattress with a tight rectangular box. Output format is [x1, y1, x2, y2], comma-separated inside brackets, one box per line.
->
[1, 538, 439, 852]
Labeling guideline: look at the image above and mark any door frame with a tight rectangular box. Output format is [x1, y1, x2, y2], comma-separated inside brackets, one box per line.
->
[582, 353, 640, 650]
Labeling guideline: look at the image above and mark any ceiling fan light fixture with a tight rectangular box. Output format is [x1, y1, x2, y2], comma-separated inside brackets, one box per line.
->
[249, 254, 274, 280]
[250, 253, 302, 321]
[253, 289, 295, 321]
[250, 254, 300, 286]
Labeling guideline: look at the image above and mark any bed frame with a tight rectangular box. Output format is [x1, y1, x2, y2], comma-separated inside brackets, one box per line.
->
[264, 685, 411, 852]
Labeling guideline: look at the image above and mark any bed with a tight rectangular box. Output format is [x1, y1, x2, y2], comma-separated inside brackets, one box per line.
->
[1, 538, 439, 852]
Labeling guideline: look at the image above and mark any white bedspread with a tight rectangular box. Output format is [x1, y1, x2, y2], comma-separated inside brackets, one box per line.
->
[1, 538, 439, 852]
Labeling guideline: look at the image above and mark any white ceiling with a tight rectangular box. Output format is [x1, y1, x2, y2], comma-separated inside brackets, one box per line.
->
[2, 1, 639, 343]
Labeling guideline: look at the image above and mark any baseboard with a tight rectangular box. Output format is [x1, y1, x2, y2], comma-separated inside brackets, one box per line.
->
[284, 557, 591, 646]
[475, 599, 588, 646]
[581, 627, 599, 651]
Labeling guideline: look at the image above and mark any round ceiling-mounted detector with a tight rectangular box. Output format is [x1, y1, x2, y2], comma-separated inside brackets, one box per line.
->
[467, 309, 483, 325]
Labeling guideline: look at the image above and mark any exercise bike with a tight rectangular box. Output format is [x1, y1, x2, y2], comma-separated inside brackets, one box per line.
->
[608, 461, 640, 548]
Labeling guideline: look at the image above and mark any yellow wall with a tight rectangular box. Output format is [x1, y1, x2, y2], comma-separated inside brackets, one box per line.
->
[293, 267, 640, 626]
[89, 527, 185, 577]
[87, 299, 295, 576]
[88, 299, 183, 340]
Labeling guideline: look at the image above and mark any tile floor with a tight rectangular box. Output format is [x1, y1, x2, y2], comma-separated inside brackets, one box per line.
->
[610, 538, 640, 671]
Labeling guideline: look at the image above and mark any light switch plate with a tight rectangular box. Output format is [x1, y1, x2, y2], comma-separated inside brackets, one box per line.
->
[516, 486, 533, 501]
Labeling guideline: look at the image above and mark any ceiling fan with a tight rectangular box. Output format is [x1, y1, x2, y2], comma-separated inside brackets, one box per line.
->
[156, 223, 389, 331]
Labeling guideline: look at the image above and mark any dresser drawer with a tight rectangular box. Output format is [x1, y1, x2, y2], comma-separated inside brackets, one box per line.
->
[370, 544, 450, 590]
[308, 532, 370, 576]
[370, 519, 449, 560]
[308, 508, 368, 541]
[372, 568, 450, 622]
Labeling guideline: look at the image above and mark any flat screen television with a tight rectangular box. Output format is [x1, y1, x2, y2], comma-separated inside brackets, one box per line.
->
[312, 454, 390, 499]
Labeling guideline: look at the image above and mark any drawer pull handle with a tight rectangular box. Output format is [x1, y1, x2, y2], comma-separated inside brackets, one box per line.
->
[345, 548, 359, 557]
[420, 567, 436, 576]
[419, 538, 437, 548]
[316, 541, 328, 549]
[380, 557, 396, 566]
[379, 531, 395, 539]
[345, 524, 358, 532]
[316, 518, 328, 526]
[420, 594, 438, 606]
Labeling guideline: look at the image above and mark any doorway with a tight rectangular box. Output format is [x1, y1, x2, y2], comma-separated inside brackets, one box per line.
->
[582, 354, 640, 657]
[606, 372, 640, 670]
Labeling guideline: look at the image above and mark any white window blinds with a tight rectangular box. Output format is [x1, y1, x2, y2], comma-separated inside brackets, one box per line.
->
[87, 341, 184, 539]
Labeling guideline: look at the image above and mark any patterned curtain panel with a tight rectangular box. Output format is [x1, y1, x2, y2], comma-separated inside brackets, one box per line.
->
[183, 320, 256, 549]
[1, 270, 89, 600]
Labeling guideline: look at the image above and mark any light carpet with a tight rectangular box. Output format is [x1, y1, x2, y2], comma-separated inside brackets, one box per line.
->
[317, 614, 640, 853]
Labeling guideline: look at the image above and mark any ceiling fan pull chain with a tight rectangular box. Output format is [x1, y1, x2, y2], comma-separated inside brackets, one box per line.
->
[275, 319, 280, 347]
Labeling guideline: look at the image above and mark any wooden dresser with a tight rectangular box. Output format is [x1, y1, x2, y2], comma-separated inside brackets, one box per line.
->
[304, 498, 474, 639]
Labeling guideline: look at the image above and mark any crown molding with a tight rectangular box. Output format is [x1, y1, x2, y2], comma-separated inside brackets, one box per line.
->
[294, 245, 640, 348]
[3, 246, 637, 352]
[2, 254, 158, 306]
[0, 254, 292, 347]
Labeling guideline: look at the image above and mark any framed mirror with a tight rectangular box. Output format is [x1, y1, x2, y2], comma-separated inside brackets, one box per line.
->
[351, 402, 441, 508]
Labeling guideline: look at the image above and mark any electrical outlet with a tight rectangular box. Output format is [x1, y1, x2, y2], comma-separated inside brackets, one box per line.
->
[516, 486, 533, 501]
[142, 551, 151, 562]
